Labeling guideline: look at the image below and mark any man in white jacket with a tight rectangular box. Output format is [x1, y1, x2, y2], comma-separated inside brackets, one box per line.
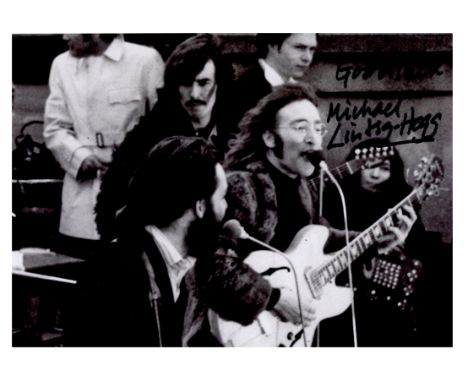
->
[44, 34, 164, 258]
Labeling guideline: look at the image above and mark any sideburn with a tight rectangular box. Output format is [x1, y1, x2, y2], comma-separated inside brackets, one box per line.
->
[272, 132, 284, 159]
[185, 202, 222, 260]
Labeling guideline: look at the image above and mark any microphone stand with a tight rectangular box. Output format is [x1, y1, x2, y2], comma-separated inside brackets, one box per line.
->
[319, 161, 358, 348]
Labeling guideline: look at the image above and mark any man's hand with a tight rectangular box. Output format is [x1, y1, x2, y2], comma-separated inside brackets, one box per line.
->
[271, 287, 316, 326]
[76, 155, 108, 181]
[377, 204, 417, 254]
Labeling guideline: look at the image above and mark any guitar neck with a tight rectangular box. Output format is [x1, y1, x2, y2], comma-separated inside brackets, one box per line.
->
[311, 187, 423, 285]
[308, 158, 363, 192]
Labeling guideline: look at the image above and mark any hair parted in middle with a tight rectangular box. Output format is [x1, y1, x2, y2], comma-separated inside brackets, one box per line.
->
[224, 83, 319, 170]
[346, 138, 409, 195]
[164, 33, 223, 91]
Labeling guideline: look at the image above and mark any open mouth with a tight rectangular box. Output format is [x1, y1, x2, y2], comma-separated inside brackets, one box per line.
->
[302, 150, 324, 166]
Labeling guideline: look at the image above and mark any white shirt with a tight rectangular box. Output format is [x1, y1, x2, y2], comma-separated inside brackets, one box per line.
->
[145, 225, 196, 301]
[44, 36, 165, 239]
[258, 59, 297, 87]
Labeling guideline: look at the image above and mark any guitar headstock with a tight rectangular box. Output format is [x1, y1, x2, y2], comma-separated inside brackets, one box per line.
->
[354, 146, 395, 168]
[413, 156, 444, 199]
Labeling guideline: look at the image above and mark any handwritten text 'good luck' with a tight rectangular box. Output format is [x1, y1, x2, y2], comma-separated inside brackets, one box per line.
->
[335, 63, 444, 89]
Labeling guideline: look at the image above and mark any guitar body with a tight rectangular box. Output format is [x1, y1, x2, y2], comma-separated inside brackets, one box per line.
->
[209, 225, 353, 347]
[209, 156, 444, 347]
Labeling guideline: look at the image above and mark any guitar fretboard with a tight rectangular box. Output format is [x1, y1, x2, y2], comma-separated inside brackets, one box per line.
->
[308, 159, 362, 192]
[307, 187, 423, 290]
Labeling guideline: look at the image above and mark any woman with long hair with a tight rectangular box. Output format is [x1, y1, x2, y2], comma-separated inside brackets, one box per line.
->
[320, 138, 426, 346]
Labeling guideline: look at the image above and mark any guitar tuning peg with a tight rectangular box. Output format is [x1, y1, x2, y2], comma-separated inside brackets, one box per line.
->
[355, 148, 361, 158]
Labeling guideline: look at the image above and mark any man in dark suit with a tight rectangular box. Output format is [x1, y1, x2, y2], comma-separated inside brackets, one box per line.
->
[227, 33, 318, 132]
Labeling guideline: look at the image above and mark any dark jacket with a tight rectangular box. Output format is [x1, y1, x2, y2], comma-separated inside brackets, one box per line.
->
[319, 173, 427, 346]
[225, 159, 348, 246]
[95, 90, 232, 241]
[225, 62, 272, 131]
[194, 234, 273, 327]
[70, 231, 207, 347]
[191, 161, 325, 331]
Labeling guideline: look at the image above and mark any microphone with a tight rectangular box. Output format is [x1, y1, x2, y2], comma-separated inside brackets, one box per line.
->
[223, 219, 249, 240]
[306, 150, 325, 168]
[318, 160, 331, 174]
[222, 219, 284, 255]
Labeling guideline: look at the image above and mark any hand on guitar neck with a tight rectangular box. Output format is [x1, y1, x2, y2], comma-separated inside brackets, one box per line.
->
[209, 156, 443, 347]
[272, 286, 316, 326]
[376, 204, 417, 255]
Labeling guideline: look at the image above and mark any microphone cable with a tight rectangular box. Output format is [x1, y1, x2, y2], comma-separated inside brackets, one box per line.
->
[319, 161, 358, 348]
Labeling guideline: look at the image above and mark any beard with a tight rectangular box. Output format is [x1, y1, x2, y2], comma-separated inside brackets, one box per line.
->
[185, 203, 223, 260]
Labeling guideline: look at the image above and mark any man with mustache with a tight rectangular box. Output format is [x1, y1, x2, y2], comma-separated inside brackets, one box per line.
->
[224, 84, 332, 250]
[199, 85, 417, 346]
[96, 34, 233, 242]
[224, 84, 416, 263]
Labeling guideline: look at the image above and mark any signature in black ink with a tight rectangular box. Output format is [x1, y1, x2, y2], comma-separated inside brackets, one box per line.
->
[336, 63, 444, 89]
[327, 99, 402, 124]
[326, 99, 442, 149]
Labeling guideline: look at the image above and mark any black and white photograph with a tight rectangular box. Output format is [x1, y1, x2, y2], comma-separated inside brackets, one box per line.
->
[4, 1, 466, 381]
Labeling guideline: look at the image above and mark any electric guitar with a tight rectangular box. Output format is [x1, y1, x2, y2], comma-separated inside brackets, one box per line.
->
[312, 145, 414, 311]
[209, 156, 444, 347]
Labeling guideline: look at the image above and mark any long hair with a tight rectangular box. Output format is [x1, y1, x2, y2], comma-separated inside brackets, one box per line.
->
[346, 138, 410, 198]
[163, 34, 225, 100]
[116, 136, 221, 236]
[224, 83, 319, 170]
